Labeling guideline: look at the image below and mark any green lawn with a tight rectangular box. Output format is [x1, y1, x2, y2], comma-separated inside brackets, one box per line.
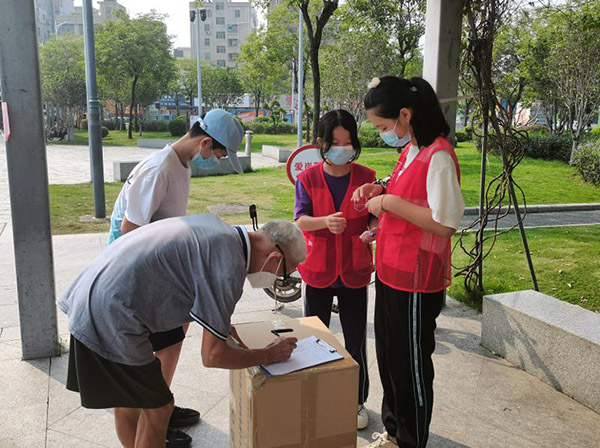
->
[48, 140, 599, 235]
[449, 225, 600, 314]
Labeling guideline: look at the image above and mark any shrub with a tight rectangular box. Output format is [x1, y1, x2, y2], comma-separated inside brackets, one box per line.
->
[475, 131, 572, 163]
[168, 116, 187, 137]
[516, 124, 550, 133]
[80, 119, 88, 130]
[101, 126, 109, 138]
[573, 141, 600, 186]
[246, 121, 296, 135]
[455, 130, 470, 142]
[144, 120, 169, 132]
[101, 120, 117, 131]
[359, 123, 387, 148]
[527, 133, 572, 163]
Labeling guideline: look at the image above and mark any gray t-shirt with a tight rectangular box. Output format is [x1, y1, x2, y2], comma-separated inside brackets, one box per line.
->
[57, 214, 247, 366]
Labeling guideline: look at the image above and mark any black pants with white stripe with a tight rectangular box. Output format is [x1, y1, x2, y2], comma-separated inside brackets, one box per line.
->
[304, 283, 369, 405]
[375, 276, 444, 448]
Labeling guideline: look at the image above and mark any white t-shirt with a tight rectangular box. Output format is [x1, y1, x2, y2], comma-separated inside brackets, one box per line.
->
[113, 145, 191, 226]
[396, 145, 465, 230]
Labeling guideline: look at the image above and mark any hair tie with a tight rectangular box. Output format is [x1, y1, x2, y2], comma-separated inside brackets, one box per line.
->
[368, 77, 381, 89]
[410, 86, 418, 92]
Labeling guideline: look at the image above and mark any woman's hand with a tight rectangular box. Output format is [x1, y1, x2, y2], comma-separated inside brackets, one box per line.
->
[367, 194, 388, 218]
[352, 183, 383, 203]
[325, 212, 347, 234]
[360, 229, 377, 244]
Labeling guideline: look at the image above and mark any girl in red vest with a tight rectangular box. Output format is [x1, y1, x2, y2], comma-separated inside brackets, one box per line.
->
[295, 110, 376, 430]
[355, 77, 465, 448]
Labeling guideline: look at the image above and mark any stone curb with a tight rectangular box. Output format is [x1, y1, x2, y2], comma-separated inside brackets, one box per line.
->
[464, 203, 600, 216]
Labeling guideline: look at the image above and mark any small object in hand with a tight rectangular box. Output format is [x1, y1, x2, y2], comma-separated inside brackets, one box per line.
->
[354, 197, 369, 212]
[360, 229, 377, 241]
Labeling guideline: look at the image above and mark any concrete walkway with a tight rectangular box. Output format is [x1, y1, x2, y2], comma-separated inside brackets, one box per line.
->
[1, 227, 600, 447]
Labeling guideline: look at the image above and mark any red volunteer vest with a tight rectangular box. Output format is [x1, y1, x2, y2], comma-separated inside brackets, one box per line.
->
[297, 162, 376, 289]
[376, 137, 461, 293]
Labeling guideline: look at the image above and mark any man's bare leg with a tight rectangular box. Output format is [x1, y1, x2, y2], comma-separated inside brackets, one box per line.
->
[155, 324, 189, 387]
[114, 407, 141, 448]
[135, 401, 174, 448]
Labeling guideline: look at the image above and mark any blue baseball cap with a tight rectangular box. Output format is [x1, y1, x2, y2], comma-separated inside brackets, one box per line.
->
[197, 109, 244, 173]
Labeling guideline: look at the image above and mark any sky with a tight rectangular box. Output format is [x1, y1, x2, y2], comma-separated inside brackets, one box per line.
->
[74, 0, 266, 48]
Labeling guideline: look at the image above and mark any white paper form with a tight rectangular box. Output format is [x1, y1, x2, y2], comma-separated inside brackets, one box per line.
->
[261, 335, 344, 376]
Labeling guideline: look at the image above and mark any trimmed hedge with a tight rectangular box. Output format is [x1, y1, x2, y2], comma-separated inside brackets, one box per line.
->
[144, 120, 169, 132]
[573, 141, 600, 186]
[168, 116, 187, 137]
[475, 131, 572, 163]
[246, 121, 296, 134]
[102, 120, 117, 131]
[358, 123, 387, 148]
[527, 132, 572, 163]
[455, 128, 473, 142]
[101, 126, 109, 138]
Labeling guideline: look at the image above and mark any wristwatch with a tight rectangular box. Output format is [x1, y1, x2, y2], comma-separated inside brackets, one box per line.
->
[373, 177, 390, 189]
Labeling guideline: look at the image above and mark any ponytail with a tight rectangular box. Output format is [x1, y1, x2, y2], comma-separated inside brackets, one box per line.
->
[364, 76, 450, 147]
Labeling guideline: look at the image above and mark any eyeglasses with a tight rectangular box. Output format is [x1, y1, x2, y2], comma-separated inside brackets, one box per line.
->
[275, 244, 289, 281]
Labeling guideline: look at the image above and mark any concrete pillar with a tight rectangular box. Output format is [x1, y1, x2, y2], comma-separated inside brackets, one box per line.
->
[0, 0, 59, 359]
[422, 0, 464, 137]
[245, 130, 253, 156]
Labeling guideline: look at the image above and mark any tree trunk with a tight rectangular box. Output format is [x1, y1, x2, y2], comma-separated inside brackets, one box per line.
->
[128, 75, 139, 139]
[119, 103, 125, 131]
[311, 49, 320, 144]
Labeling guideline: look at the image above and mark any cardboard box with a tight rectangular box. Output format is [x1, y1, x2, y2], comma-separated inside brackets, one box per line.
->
[230, 316, 359, 448]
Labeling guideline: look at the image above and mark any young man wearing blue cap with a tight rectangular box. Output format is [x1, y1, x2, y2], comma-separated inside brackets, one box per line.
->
[106, 109, 244, 448]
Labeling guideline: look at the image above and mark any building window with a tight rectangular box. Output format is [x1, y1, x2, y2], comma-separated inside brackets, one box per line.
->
[235, 10, 241, 18]
[216, 2, 225, 11]
[216, 17, 225, 25]
[217, 46, 226, 53]
[227, 24, 238, 33]
[204, 24, 210, 32]
[228, 53, 238, 61]
[204, 38, 210, 46]
[207, 10, 212, 18]
[228, 38, 239, 47]
[216, 31, 225, 39]
[217, 60, 226, 67]
[205, 53, 211, 61]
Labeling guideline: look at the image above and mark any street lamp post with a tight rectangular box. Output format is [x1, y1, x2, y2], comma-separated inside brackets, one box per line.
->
[297, 10, 304, 148]
[190, 8, 206, 117]
[82, 0, 105, 218]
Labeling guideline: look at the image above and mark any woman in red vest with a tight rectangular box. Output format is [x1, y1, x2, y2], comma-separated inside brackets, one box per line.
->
[355, 77, 465, 448]
[295, 110, 376, 430]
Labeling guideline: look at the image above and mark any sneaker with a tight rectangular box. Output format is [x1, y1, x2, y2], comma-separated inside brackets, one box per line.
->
[166, 428, 192, 448]
[357, 404, 369, 430]
[169, 405, 201, 428]
[368, 431, 398, 447]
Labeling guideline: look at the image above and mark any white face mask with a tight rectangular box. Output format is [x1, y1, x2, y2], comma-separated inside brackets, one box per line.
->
[247, 255, 282, 289]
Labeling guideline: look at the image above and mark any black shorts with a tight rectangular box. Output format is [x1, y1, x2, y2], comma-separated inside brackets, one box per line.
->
[66, 335, 173, 409]
[149, 326, 186, 352]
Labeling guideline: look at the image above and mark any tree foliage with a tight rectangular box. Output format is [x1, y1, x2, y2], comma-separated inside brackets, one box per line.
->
[39, 35, 87, 109]
[96, 10, 176, 138]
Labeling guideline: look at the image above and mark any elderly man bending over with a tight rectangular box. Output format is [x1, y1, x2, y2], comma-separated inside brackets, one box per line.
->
[57, 214, 306, 448]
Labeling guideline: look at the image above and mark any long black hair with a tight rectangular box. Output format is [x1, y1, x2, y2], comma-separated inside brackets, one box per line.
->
[317, 109, 362, 163]
[364, 76, 449, 147]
